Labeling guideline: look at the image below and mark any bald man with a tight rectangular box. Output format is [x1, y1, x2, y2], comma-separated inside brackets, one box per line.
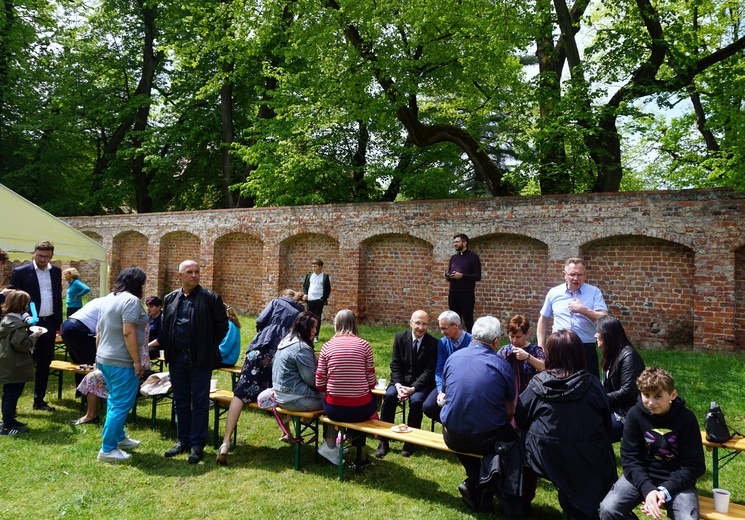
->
[160, 260, 228, 464]
[376, 310, 438, 458]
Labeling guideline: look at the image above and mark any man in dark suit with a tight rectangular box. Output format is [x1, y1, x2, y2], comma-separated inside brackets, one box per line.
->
[375, 309, 437, 458]
[9, 241, 63, 411]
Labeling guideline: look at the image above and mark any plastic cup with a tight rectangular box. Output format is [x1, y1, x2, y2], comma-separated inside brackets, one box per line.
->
[210, 379, 218, 392]
[159, 350, 165, 359]
[713, 489, 730, 513]
[377, 378, 387, 388]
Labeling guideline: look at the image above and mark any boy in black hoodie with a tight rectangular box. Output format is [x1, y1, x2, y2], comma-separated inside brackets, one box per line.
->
[599, 366, 705, 520]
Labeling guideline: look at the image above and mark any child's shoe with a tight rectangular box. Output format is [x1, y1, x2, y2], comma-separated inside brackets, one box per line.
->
[0, 425, 29, 436]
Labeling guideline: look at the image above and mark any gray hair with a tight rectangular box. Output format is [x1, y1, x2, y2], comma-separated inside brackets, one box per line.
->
[471, 316, 502, 344]
[438, 310, 461, 326]
[333, 309, 358, 336]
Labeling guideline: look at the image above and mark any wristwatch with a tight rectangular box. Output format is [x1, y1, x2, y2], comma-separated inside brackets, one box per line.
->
[657, 486, 671, 503]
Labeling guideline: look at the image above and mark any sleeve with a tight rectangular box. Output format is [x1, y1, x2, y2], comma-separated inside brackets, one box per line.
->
[496, 345, 511, 359]
[302, 274, 310, 295]
[593, 286, 608, 312]
[621, 408, 657, 497]
[76, 280, 91, 299]
[315, 346, 329, 392]
[256, 300, 274, 330]
[434, 339, 447, 392]
[296, 347, 319, 388]
[10, 326, 37, 353]
[121, 296, 144, 324]
[658, 411, 706, 495]
[389, 333, 405, 385]
[211, 293, 229, 345]
[322, 274, 331, 302]
[461, 253, 481, 282]
[365, 342, 377, 388]
[539, 293, 553, 319]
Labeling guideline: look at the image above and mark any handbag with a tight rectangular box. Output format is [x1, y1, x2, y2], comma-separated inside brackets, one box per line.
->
[705, 401, 732, 443]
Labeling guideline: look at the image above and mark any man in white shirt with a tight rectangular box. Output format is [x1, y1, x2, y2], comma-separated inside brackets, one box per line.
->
[9, 241, 63, 411]
[302, 258, 331, 341]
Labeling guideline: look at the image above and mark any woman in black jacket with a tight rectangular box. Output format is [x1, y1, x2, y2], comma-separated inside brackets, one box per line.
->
[595, 315, 645, 442]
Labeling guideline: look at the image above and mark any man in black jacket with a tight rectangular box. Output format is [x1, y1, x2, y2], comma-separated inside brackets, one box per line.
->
[160, 260, 228, 464]
[375, 310, 437, 458]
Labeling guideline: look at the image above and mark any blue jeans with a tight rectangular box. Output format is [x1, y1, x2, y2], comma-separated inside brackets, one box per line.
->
[170, 351, 212, 449]
[599, 475, 699, 520]
[98, 363, 139, 452]
[2, 382, 25, 428]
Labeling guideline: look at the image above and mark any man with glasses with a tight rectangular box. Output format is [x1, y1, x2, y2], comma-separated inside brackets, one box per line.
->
[537, 257, 607, 378]
[422, 310, 472, 424]
[9, 241, 63, 411]
[302, 258, 331, 342]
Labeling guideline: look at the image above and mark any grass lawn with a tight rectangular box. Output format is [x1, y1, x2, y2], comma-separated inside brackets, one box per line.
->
[1, 317, 743, 519]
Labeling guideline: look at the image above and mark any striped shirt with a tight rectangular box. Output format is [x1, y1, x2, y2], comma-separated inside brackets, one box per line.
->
[315, 334, 376, 407]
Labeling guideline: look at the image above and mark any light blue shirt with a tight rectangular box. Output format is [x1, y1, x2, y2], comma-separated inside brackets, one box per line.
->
[540, 282, 607, 343]
[434, 331, 472, 392]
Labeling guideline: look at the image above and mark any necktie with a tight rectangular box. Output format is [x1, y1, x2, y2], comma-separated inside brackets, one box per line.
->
[413, 339, 419, 355]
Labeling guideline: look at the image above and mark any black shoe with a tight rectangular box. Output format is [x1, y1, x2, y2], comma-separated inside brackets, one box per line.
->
[33, 402, 55, 412]
[401, 442, 416, 457]
[164, 443, 191, 457]
[188, 447, 204, 464]
[374, 440, 389, 459]
[70, 416, 100, 426]
[458, 480, 479, 511]
[478, 487, 494, 513]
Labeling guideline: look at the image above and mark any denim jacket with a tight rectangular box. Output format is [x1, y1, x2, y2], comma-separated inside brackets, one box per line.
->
[271, 334, 321, 399]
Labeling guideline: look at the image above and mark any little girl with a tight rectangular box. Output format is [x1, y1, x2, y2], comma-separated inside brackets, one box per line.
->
[0, 290, 42, 435]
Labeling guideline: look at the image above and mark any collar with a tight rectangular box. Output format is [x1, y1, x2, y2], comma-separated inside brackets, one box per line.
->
[33, 260, 49, 272]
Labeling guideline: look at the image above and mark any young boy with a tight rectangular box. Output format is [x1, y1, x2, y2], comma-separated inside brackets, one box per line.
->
[599, 366, 705, 520]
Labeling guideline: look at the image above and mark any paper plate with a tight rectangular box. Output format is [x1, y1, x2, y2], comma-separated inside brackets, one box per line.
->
[29, 326, 48, 335]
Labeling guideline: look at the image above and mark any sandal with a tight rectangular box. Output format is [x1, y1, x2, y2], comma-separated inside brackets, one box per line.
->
[216, 442, 230, 466]
[70, 416, 100, 426]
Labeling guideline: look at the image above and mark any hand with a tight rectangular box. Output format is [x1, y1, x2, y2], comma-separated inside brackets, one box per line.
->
[436, 392, 446, 407]
[31, 329, 43, 338]
[513, 347, 529, 361]
[449, 271, 463, 280]
[640, 490, 665, 519]
[568, 294, 585, 313]
[134, 362, 144, 377]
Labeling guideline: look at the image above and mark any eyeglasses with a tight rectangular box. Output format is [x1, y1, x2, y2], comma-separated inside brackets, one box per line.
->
[439, 323, 454, 331]
[563, 271, 585, 279]
[35, 253, 52, 260]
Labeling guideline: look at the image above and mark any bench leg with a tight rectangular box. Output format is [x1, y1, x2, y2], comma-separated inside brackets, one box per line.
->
[293, 416, 302, 471]
[57, 370, 63, 400]
[337, 427, 346, 481]
[213, 401, 220, 449]
[712, 446, 719, 489]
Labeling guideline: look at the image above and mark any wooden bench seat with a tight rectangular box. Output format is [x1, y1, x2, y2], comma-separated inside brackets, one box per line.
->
[210, 389, 323, 470]
[320, 416, 481, 480]
[49, 360, 93, 400]
[699, 495, 745, 519]
[701, 431, 745, 489]
[216, 365, 242, 389]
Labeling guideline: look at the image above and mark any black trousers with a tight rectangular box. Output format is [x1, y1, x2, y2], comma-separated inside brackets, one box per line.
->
[61, 318, 97, 387]
[306, 300, 325, 337]
[448, 291, 475, 332]
[33, 317, 57, 404]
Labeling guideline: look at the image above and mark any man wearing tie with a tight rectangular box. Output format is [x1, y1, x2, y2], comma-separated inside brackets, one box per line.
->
[536, 257, 608, 378]
[375, 310, 437, 458]
[9, 241, 63, 411]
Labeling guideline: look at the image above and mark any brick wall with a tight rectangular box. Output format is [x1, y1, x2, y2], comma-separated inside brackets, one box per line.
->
[6, 188, 742, 351]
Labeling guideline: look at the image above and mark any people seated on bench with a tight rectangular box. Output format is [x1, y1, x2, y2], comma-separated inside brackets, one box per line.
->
[145, 295, 162, 360]
[218, 304, 241, 367]
[599, 367, 705, 520]
[422, 310, 472, 424]
[440, 315, 517, 514]
[315, 310, 376, 467]
[595, 315, 645, 443]
[376, 309, 436, 459]
[217, 289, 303, 463]
[61, 297, 104, 388]
[516, 329, 616, 520]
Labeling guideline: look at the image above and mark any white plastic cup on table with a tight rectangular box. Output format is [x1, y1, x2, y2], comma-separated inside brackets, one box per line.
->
[713, 489, 730, 513]
[210, 379, 218, 392]
[159, 350, 165, 359]
[377, 378, 387, 389]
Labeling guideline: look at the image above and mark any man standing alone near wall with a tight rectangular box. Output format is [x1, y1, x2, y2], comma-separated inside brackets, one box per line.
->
[160, 260, 228, 464]
[445, 234, 481, 332]
[302, 258, 330, 341]
[9, 241, 62, 411]
[537, 257, 608, 378]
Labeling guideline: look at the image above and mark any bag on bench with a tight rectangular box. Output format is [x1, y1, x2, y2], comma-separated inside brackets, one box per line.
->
[706, 401, 732, 443]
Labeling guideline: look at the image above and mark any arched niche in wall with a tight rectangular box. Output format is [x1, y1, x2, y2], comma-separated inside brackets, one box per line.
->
[469, 234, 550, 334]
[359, 233, 434, 325]
[158, 231, 200, 297]
[214, 232, 264, 315]
[111, 230, 148, 293]
[76, 231, 103, 298]
[582, 235, 695, 349]
[735, 245, 745, 350]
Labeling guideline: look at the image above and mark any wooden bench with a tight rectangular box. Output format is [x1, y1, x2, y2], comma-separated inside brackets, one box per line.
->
[699, 495, 745, 519]
[210, 389, 324, 471]
[701, 431, 745, 489]
[319, 416, 482, 481]
[48, 360, 92, 400]
[217, 365, 242, 389]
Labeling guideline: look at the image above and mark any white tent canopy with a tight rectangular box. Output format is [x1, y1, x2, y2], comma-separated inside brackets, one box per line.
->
[0, 183, 108, 293]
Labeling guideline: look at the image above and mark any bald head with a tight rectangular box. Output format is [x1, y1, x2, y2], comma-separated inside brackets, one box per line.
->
[410, 310, 429, 339]
[177, 260, 201, 293]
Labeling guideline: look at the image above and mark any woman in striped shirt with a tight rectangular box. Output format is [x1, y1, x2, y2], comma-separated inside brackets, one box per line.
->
[315, 309, 377, 467]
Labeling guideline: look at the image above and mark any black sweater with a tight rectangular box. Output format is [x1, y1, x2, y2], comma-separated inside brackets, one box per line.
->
[621, 397, 705, 498]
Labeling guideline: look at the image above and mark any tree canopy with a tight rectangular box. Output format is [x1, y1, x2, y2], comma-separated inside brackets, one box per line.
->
[1, 0, 743, 215]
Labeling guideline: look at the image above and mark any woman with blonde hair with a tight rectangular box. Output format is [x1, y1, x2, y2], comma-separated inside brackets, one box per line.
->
[63, 267, 90, 319]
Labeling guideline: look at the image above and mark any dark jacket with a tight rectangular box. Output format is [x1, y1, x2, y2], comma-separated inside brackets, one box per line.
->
[516, 370, 616, 520]
[247, 296, 304, 353]
[302, 272, 331, 304]
[621, 397, 705, 498]
[159, 285, 228, 370]
[0, 314, 37, 384]
[9, 263, 63, 330]
[602, 345, 645, 418]
[389, 330, 437, 391]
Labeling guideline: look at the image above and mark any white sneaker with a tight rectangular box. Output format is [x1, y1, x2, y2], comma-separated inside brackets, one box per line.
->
[117, 437, 141, 450]
[318, 443, 341, 465]
[97, 448, 132, 463]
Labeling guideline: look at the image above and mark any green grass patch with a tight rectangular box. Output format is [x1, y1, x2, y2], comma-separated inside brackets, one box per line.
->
[0, 318, 743, 519]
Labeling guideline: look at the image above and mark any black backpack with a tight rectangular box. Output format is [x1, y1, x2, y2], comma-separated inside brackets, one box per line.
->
[705, 401, 732, 444]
